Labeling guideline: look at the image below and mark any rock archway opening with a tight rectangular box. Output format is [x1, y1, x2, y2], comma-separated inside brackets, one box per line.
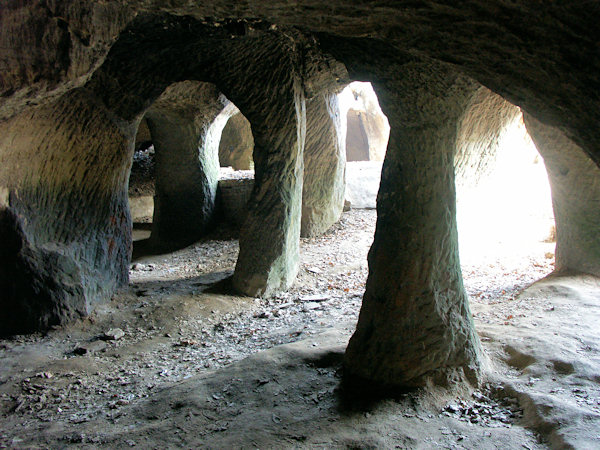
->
[128, 82, 256, 255]
[217, 111, 256, 231]
[339, 81, 390, 163]
[129, 118, 156, 237]
[457, 113, 555, 270]
[338, 81, 389, 210]
[453, 89, 557, 319]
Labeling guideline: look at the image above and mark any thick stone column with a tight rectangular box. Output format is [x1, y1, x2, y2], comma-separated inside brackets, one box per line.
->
[145, 82, 235, 249]
[0, 89, 135, 335]
[524, 114, 600, 276]
[207, 37, 309, 297]
[230, 81, 306, 296]
[344, 63, 482, 388]
[301, 93, 346, 237]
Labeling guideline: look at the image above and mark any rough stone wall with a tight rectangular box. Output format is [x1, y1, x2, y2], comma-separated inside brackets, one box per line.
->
[455, 87, 522, 187]
[524, 114, 600, 277]
[145, 81, 235, 249]
[345, 110, 370, 161]
[0, 88, 135, 334]
[218, 112, 254, 171]
[301, 93, 346, 238]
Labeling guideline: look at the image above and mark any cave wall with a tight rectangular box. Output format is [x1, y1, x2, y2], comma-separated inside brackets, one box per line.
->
[3, 2, 599, 168]
[0, 14, 346, 330]
[0, 88, 135, 335]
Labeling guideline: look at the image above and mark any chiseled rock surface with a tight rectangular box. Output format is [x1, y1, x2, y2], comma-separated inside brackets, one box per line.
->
[2, 2, 599, 167]
[0, 88, 134, 335]
[0, 1, 598, 398]
[344, 59, 483, 388]
[301, 93, 346, 238]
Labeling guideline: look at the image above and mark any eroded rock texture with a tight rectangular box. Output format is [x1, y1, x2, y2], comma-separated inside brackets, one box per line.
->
[524, 115, 600, 277]
[301, 93, 346, 238]
[145, 81, 235, 249]
[343, 56, 482, 388]
[218, 112, 254, 171]
[455, 87, 522, 187]
[0, 89, 134, 335]
[225, 37, 308, 297]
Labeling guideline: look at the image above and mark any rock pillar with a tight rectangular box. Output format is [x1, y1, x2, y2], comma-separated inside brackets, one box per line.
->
[524, 114, 600, 276]
[301, 93, 346, 237]
[230, 82, 306, 296]
[145, 82, 235, 249]
[215, 39, 307, 297]
[0, 89, 135, 335]
[344, 63, 482, 388]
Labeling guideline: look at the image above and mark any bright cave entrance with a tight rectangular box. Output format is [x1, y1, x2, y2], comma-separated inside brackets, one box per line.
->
[457, 113, 556, 304]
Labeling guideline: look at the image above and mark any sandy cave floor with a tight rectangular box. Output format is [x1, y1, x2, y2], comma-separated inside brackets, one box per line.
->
[1, 210, 600, 448]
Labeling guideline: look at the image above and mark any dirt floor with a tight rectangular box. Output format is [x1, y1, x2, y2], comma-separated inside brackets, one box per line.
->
[1, 210, 599, 449]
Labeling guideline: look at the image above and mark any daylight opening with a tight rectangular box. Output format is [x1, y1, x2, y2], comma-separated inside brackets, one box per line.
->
[456, 109, 556, 302]
[338, 82, 389, 209]
[457, 113, 554, 261]
[217, 111, 255, 229]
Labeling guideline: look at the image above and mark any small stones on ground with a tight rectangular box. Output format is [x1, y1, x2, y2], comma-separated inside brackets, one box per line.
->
[303, 302, 323, 310]
[130, 263, 155, 271]
[73, 340, 107, 355]
[0, 210, 553, 447]
[299, 294, 329, 302]
[174, 339, 198, 347]
[35, 372, 53, 379]
[442, 388, 523, 427]
[103, 328, 125, 341]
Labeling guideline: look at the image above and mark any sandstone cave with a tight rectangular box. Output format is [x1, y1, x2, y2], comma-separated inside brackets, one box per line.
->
[1, 2, 600, 448]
